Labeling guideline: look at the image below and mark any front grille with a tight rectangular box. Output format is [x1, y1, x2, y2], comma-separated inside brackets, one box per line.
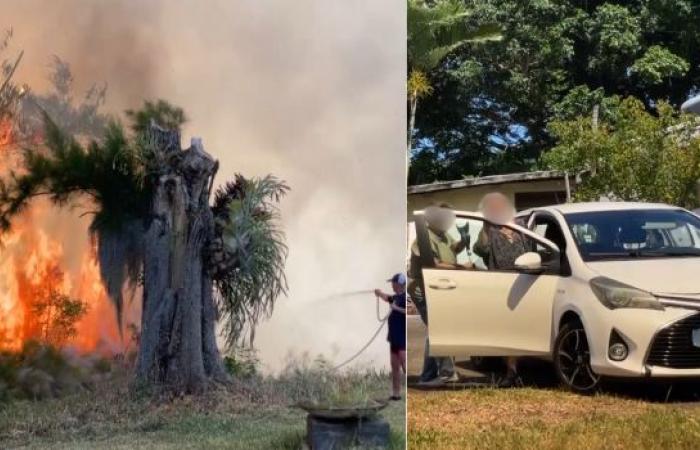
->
[647, 314, 700, 368]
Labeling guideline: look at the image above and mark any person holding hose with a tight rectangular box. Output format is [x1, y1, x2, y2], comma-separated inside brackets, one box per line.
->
[374, 273, 407, 401]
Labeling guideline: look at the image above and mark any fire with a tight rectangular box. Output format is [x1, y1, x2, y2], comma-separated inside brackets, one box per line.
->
[0, 120, 138, 354]
[0, 204, 138, 353]
[0, 117, 13, 148]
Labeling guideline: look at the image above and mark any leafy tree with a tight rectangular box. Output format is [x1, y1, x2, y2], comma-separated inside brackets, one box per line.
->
[407, 0, 501, 154]
[22, 263, 88, 347]
[18, 56, 109, 141]
[410, 0, 700, 184]
[33, 291, 88, 347]
[543, 96, 700, 207]
[0, 101, 288, 392]
[125, 99, 185, 134]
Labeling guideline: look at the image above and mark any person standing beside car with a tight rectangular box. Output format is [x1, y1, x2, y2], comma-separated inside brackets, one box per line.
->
[473, 192, 530, 271]
[473, 192, 530, 387]
[408, 203, 472, 385]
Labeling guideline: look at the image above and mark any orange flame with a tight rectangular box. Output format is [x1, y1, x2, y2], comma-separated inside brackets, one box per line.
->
[0, 121, 139, 355]
[0, 117, 13, 148]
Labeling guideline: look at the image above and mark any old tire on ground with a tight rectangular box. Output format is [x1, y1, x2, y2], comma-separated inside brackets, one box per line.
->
[553, 320, 600, 394]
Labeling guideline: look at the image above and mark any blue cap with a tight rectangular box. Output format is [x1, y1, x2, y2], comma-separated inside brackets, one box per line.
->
[387, 273, 406, 285]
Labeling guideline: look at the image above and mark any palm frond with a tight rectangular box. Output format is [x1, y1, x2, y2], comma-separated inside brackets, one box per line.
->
[408, 0, 502, 72]
[92, 219, 144, 333]
[210, 174, 289, 350]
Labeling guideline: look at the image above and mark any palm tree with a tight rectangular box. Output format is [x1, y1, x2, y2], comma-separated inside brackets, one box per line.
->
[0, 101, 288, 393]
[407, 0, 502, 157]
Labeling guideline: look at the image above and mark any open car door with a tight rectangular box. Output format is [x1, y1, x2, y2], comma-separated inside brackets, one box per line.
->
[415, 210, 561, 357]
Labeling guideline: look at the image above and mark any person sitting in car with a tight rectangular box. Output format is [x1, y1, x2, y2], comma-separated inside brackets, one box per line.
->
[473, 192, 531, 388]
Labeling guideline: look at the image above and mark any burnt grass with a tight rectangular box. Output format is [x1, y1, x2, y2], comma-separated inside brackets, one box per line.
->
[0, 354, 406, 449]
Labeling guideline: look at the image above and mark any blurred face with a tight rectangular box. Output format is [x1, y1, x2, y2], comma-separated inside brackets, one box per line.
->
[425, 206, 455, 233]
[391, 281, 405, 294]
[482, 193, 515, 225]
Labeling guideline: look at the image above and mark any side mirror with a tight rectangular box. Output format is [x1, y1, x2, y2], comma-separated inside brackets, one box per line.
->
[514, 252, 543, 274]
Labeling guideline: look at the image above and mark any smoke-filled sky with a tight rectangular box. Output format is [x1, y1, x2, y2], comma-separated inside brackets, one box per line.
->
[3, 0, 405, 371]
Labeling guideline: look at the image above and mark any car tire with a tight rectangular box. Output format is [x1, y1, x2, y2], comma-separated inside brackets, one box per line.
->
[553, 320, 601, 394]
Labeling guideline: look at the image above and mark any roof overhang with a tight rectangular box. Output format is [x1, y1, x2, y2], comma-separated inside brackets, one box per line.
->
[408, 170, 567, 195]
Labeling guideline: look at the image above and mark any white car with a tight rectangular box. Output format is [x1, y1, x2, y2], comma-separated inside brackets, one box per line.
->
[414, 202, 700, 392]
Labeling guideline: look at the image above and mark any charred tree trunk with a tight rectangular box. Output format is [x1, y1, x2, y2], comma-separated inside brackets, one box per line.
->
[135, 126, 228, 392]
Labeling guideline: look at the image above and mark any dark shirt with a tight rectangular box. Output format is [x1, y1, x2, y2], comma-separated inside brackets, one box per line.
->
[473, 224, 531, 270]
[387, 292, 406, 349]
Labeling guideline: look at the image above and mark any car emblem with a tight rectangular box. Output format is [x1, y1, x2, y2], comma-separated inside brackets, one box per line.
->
[693, 329, 700, 348]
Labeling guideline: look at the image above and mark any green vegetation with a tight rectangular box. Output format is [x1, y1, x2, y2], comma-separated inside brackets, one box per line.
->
[407, 0, 501, 152]
[0, 99, 288, 356]
[32, 291, 88, 347]
[212, 175, 289, 350]
[409, 0, 700, 186]
[544, 96, 700, 207]
[0, 358, 406, 449]
[408, 387, 700, 449]
[0, 342, 92, 401]
[0, 111, 150, 232]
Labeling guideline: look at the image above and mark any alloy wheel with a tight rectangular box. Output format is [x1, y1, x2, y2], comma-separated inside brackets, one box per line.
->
[555, 323, 600, 393]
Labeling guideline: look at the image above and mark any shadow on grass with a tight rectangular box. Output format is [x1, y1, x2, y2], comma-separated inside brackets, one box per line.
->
[409, 357, 700, 404]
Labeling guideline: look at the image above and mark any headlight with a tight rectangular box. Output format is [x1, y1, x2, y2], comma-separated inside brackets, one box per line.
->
[590, 277, 664, 311]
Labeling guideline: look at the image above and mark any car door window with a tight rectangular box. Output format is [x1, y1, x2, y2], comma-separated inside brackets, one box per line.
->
[531, 214, 569, 275]
[453, 216, 557, 273]
[447, 218, 487, 269]
[414, 212, 560, 275]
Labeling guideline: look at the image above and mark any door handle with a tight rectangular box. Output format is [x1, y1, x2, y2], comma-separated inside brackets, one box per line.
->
[428, 278, 457, 290]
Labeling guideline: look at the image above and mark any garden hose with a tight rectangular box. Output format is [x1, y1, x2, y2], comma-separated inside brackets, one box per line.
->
[331, 294, 390, 371]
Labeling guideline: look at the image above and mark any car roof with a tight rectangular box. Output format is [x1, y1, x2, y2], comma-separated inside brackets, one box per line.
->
[519, 201, 682, 216]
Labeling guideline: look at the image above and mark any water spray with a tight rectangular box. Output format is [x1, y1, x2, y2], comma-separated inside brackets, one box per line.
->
[309, 289, 375, 303]
[329, 289, 391, 371]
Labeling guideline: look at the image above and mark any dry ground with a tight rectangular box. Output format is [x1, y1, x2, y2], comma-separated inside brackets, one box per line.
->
[407, 314, 700, 450]
[408, 387, 700, 449]
[0, 365, 406, 449]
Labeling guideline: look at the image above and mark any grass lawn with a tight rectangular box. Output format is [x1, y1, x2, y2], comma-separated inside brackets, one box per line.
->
[0, 365, 406, 449]
[408, 386, 700, 450]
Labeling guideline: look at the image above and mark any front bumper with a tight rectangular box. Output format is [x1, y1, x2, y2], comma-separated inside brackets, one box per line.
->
[589, 306, 700, 378]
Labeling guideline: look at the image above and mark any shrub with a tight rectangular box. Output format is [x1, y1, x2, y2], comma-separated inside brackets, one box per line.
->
[0, 341, 91, 401]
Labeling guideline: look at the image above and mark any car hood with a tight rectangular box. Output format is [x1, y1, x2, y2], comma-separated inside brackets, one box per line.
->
[587, 259, 700, 296]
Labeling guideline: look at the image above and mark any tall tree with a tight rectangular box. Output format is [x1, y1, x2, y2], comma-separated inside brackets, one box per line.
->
[0, 102, 288, 393]
[410, 0, 700, 185]
[544, 96, 700, 207]
[407, 0, 500, 155]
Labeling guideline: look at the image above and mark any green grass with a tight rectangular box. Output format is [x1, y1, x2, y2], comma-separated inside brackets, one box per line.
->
[408, 387, 700, 450]
[0, 361, 406, 449]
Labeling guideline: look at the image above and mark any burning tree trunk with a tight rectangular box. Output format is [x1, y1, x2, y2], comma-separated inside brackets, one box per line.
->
[135, 127, 227, 390]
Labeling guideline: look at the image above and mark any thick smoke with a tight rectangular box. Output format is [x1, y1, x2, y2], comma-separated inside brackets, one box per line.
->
[2, 0, 406, 372]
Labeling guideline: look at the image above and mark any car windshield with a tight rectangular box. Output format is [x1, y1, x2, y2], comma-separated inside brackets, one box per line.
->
[564, 209, 700, 261]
